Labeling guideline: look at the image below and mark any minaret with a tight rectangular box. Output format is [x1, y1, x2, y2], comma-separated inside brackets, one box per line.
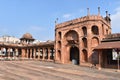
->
[106, 11, 108, 17]
[98, 7, 100, 16]
[104, 11, 111, 25]
[87, 8, 90, 16]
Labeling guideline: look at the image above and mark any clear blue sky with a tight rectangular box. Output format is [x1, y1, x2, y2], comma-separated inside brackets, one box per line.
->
[0, 0, 120, 41]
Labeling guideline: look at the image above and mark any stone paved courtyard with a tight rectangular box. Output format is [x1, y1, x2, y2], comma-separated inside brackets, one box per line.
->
[0, 60, 120, 80]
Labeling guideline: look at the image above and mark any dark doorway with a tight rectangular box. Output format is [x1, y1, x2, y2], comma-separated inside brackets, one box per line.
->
[70, 46, 79, 65]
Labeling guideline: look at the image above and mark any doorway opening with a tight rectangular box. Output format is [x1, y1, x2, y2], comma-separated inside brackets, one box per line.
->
[70, 46, 79, 65]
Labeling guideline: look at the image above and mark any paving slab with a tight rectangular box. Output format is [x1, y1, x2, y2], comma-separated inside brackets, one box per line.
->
[0, 61, 119, 80]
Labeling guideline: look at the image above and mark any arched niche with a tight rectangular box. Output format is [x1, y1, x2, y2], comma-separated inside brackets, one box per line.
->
[91, 25, 99, 35]
[58, 31, 62, 40]
[82, 27, 87, 36]
[64, 30, 79, 44]
[82, 38, 87, 48]
[91, 37, 99, 47]
[82, 49, 88, 62]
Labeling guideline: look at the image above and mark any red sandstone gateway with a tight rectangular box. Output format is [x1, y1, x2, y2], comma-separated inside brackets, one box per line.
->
[55, 7, 112, 69]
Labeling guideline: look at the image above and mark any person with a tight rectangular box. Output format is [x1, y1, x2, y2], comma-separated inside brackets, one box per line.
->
[90, 51, 98, 68]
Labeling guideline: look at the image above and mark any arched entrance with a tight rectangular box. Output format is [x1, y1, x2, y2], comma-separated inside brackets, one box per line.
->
[70, 46, 79, 65]
[64, 30, 79, 64]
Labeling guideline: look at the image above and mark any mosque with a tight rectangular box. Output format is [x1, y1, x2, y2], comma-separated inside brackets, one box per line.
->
[0, 7, 120, 69]
[0, 33, 55, 61]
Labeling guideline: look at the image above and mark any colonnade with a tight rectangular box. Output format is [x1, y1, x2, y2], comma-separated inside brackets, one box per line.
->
[23, 47, 55, 61]
[0, 47, 55, 61]
[0, 47, 21, 60]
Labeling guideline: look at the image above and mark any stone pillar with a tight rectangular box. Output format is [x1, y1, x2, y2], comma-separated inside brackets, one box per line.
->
[26, 49, 29, 58]
[48, 48, 51, 61]
[21, 48, 26, 58]
[39, 48, 42, 60]
[24, 49, 27, 58]
[33, 48, 36, 59]
[0, 47, 2, 58]
[15, 48, 18, 57]
[98, 50, 102, 70]
[42, 48, 45, 60]
[30, 49, 32, 59]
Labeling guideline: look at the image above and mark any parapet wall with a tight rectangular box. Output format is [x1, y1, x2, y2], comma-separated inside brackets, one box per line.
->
[56, 15, 110, 29]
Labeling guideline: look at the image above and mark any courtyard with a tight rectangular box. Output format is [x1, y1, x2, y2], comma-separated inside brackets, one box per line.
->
[0, 60, 120, 80]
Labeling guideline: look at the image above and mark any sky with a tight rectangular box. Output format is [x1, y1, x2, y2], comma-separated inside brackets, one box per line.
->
[0, 0, 120, 41]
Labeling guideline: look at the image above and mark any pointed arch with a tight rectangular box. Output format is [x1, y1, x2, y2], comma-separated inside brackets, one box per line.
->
[64, 30, 79, 44]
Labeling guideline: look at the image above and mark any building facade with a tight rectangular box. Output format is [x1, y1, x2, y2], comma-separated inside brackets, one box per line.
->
[55, 8, 111, 67]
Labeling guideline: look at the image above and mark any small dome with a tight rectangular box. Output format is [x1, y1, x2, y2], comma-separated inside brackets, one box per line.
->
[21, 33, 34, 39]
